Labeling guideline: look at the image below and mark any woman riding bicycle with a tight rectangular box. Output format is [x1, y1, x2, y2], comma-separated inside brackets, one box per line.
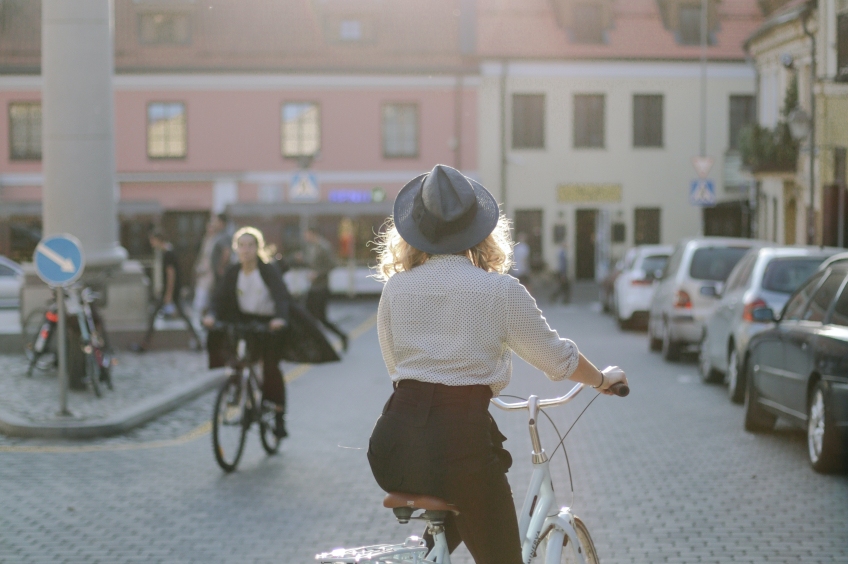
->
[369, 165, 628, 564]
[204, 226, 339, 439]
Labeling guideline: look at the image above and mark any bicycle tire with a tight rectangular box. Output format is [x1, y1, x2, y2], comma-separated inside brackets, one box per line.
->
[85, 351, 102, 398]
[560, 516, 599, 564]
[23, 309, 53, 374]
[259, 406, 282, 455]
[212, 376, 248, 472]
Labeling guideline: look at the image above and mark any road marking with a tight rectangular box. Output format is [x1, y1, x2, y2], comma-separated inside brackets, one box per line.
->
[0, 310, 379, 454]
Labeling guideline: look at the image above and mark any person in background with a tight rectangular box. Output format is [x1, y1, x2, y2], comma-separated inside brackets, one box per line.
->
[303, 227, 348, 352]
[550, 239, 571, 304]
[192, 213, 231, 332]
[133, 230, 201, 352]
[511, 232, 531, 292]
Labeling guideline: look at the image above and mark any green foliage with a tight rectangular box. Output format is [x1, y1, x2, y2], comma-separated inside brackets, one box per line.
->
[739, 76, 799, 173]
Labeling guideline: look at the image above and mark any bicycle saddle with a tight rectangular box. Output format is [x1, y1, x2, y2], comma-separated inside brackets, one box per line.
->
[383, 493, 459, 523]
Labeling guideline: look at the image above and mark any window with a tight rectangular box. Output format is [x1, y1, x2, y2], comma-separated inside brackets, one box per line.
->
[830, 274, 848, 326]
[147, 102, 186, 159]
[729, 95, 756, 150]
[804, 272, 844, 322]
[678, 5, 702, 45]
[573, 94, 605, 148]
[761, 257, 826, 294]
[382, 103, 418, 158]
[689, 247, 750, 282]
[837, 14, 848, 82]
[783, 272, 825, 320]
[641, 255, 669, 277]
[634, 208, 661, 244]
[138, 12, 191, 45]
[339, 20, 362, 41]
[282, 103, 321, 158]
[9, 102, 41, 161]
[633, 95, 663, 148]
[512, 94, 545, 149]
[573, 3, 604, 44]
[725, 252, 757, 293]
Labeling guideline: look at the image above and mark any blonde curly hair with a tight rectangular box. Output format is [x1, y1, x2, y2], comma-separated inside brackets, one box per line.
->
[232, 226, 273, 264]
[372, 214, 514, 282]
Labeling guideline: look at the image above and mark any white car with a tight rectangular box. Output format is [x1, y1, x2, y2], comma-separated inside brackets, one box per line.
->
[0, 256, 24, 308]
[613, 245, 673, 328]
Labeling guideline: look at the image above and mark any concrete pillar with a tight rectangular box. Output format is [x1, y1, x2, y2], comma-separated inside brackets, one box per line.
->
[42, 0, 126, 266]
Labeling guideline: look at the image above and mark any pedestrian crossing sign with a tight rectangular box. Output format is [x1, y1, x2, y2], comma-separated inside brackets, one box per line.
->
[689, 179, 716, 207]
[289, 172, 320, 203]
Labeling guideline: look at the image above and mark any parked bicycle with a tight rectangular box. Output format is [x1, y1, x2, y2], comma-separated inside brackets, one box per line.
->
[316, 380, 628, 564]
[211, 321, 285, 472]
[23, 285, 114, 397]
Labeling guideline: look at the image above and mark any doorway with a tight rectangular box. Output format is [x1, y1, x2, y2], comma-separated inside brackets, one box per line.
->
[575, 209, 597, 280]
[514, 209, 544, 270]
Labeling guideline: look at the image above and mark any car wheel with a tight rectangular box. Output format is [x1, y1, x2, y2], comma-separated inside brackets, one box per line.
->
[648, 318, 662, 351]
[698, 333, 721, 383]
[726, 349, 745, 404]
[661, 321, 680, 361]
[808, 381, 845, 473]
[743, 359, 777, 433]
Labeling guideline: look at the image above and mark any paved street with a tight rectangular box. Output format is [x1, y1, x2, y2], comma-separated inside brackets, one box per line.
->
[1, 298, 846, 563]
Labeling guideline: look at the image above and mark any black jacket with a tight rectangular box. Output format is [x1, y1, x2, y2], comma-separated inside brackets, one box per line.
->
[208, 262, 340, 365]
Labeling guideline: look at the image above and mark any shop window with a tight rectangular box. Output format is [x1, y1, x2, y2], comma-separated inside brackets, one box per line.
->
[729, 95, 756, 150]
[9, 102, 41, 161]
[574, 94, 605, 148]
[383, 103, 418, 158]
[147, 102, 187, 159]
[282, 102, 321, 158]
[512, 94, 545, 149]
[633, 94, 663, 148]
[138, 12, 191, 45]
[634, 208, 661, 245]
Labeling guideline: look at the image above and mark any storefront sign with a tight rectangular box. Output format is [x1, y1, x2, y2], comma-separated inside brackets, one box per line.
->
[557, 183, 622, 203]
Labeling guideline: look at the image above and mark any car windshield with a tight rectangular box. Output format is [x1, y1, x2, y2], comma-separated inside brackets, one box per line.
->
[689, 247, 750, 281]
[761, 257, 827, 294]
[640, 255, 669, 275]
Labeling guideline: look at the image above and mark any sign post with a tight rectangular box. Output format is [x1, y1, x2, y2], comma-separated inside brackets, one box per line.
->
[690, 156, 716, 208]
[33, 234, 85, 416]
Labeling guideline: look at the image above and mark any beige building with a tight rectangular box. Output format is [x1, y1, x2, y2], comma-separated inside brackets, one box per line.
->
[476, 0, 763, 279]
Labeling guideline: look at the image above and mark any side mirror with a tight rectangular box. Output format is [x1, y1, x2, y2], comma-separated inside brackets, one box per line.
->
[751, 307, 776, 322]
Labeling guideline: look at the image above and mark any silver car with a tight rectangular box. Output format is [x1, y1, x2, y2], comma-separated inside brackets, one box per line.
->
[648, 237, 760, 361]
[699, 246, 841, 402]
[0, 256, 24, 308]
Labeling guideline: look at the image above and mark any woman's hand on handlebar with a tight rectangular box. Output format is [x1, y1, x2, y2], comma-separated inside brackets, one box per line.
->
[598, 366, 628, 396]
[202, 315, 216, 328]
[269, 318, 287, 331]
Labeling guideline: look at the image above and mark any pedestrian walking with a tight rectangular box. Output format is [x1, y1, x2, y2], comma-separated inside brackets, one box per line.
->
[303, 227, 348, 352]
[550, 239, 571, 303]
[133, 230, 202, 352]
[204, 226, 340, 438]
[511, 231, 531, 291]
[192, 213, 231, 330]
[367, 164, 628, 564]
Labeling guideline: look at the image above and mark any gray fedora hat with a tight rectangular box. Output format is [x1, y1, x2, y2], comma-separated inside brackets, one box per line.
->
[393, 164, 500, 255]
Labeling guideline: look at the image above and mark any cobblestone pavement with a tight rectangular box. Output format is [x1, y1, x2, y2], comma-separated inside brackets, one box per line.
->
[1, 299, 846, 563]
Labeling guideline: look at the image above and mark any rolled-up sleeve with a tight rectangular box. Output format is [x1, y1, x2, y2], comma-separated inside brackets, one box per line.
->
[377, 291, 397, 376]
[502, 277, 579, 381]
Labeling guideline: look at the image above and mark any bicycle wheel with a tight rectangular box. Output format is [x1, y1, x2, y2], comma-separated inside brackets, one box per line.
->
[212, 376, 247, 472]
[84, 350, 102, 397]
[23, 309, 54, 374]
[259, 402, 282, 455]
[560, 516, 599, 564]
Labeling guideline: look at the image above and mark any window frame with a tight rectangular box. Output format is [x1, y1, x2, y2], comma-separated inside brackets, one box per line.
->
[511, 93, 546, 150]
[632, 94, 664, 148]
[573, 93, 605, 149]
[8, 101, 42, 161]
[381, 102, 420, 159]
[281, 101, 322, 159]
[728, 94, 756, 151]
[146, 101, 188, 160]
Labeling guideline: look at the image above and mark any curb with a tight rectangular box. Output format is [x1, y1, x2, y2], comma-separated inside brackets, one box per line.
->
[0, 369, 228, 439]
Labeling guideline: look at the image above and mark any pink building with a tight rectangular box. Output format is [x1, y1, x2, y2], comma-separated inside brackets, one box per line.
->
[0, 0, 477, 280]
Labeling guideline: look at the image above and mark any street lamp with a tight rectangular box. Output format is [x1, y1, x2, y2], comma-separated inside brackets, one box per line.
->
[788, 108, 811, 141]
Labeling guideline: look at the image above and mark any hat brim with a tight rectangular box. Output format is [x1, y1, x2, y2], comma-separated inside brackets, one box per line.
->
[393, 172, 500, 255]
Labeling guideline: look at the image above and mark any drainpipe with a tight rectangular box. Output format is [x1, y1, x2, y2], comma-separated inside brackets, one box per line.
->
[454, 74, 463, 170]
[500, 60, 508, 212]
[802, 6, 817, 244]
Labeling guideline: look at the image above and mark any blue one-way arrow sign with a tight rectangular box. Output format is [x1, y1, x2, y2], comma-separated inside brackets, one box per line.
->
[34, 234, 85, 287]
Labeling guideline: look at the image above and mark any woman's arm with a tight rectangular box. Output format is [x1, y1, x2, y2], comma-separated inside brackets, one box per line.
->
[376, 291, 397, 376]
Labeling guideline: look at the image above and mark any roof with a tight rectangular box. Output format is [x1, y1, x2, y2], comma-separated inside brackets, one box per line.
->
[743, 0, 810, 51]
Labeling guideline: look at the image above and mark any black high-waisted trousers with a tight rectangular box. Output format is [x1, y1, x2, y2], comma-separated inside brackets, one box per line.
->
[367, 379, 523, 564]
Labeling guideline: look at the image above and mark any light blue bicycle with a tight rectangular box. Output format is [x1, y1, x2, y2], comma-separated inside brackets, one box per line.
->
[317, 379, 628, 564]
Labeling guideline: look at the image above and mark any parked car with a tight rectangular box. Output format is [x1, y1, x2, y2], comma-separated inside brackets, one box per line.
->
[612, 245, 673, 328]
[744, 253, 848, 473]
[600, 251, 631, 313]
[648, 237, 760, 360]
[700, 246, 840, 402]
[0, 256, 24, 308]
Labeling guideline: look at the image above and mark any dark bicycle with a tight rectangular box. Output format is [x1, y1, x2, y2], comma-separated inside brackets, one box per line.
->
[211, 321, 285, 472]
[23, 286, 114, 396]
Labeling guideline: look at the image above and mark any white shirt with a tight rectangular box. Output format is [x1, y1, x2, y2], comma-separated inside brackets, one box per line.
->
[377, 254, 579, 395]
[236, 268, 276, 316]
[512, 242, 530, 276]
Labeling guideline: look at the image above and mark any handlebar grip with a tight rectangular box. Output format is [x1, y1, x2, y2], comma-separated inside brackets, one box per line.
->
[609, 382, 629, 397]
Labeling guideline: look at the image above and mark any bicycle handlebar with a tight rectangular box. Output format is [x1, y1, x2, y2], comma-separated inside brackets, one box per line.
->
[491, 382, 628, 411]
